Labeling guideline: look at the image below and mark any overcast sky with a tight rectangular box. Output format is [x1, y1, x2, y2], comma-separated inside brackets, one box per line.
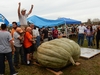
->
[0, 0, 100, 23]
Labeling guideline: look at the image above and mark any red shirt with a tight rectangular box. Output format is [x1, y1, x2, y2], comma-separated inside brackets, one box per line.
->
[52, 29, 58, 38]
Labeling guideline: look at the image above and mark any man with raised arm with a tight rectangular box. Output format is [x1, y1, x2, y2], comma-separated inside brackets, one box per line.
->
[18, 2, 33, 30]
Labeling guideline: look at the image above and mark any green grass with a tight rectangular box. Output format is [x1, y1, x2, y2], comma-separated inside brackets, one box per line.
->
[4, 36, 100, 75]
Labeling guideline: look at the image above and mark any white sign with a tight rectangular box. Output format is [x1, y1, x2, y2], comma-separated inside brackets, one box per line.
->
[80, 48, 100, 59]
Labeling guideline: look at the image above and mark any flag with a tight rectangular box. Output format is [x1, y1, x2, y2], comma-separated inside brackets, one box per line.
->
[0, 14, 9, 25]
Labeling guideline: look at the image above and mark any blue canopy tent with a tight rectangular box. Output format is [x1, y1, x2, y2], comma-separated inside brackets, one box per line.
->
[58, 18, 81, 24]
[27, 15, 65, 28]
[0, 14, 9, 25]
[10, 15, 81, 27]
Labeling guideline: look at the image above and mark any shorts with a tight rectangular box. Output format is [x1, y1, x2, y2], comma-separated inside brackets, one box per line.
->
[20, 25, 28, 27]
[31, 43, 37, 52]
[20, 25, 28, 32]
[25, 45, 33, 54]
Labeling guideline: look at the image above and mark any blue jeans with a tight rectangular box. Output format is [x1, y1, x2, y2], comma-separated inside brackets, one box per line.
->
[77, 34, 84, 46]
[0, 52, 16, 74]
[14, 46, 25, 66]
[36, 36, 40, 47]
[86, 36, 93, 46]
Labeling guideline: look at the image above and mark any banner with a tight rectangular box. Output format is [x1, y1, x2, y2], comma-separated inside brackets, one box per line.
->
[0, 14, 9, 25]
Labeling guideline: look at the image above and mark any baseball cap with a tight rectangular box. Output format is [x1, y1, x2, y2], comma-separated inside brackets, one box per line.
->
[21, 8, 26, 11]
[16, 27, 23, 33]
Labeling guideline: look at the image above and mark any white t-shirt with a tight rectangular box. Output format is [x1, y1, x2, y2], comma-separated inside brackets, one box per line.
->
[92, 25, 97, 30]
[19, 14, 28, 25]
[32, 29, 40, 37]
[77, 25, 86, 34]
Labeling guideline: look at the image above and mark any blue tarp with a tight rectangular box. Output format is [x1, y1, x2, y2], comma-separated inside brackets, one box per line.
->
[27, 15, 65, 28]
[10, 15, 81, 27]
[0, 14, 9, 25]
[58, 18, 81, 24]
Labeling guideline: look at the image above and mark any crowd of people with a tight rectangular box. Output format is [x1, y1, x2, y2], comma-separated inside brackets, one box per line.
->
[1, 22, 100, 75]
[0, 2, 100, 75]
[0, 2, 34, 75]
[76, 23, 99, 48]
[0, 2, 63, 75]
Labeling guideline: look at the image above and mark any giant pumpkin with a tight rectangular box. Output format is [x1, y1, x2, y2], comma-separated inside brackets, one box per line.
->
[37, 38, 80, 69]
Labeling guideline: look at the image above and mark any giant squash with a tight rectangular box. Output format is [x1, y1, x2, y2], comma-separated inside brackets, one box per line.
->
[37, 38, 81, 69]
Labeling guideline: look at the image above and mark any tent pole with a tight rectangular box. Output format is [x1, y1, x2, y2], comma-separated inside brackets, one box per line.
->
[63, 18, 69, 38]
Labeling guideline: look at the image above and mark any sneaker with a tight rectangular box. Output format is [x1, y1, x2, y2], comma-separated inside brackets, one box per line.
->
[11, 71, 18, 75]
[27, 64, 32, 66]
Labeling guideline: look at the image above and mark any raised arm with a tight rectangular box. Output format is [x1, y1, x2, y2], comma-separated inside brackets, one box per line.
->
[27, 5, 33, 15]
[18, 2, 21, 17]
